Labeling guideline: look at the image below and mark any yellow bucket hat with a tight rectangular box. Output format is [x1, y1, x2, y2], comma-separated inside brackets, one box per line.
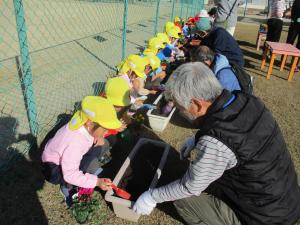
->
[144, 55, 161, 70]
[174, 16, 181, 23]
[148, 37, 165, 51]
[105, 77, 131, 107]
[156, 32, 171, 44]
[166, 28, 180, 39]
[164, 21, 175, 33]
[116, 59, 126, 74]
[143, 48, 157, 56]
[173, 26, 182, 35]
[69, 96, 121, 130]
[118, 54, 147, 78]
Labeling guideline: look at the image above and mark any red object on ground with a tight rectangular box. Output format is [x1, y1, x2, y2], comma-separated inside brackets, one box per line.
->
[111, 184, 131, 200]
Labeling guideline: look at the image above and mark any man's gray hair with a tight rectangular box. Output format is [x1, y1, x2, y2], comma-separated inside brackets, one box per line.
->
[165, 62, 223, 109]
[190, 45, 215, 63]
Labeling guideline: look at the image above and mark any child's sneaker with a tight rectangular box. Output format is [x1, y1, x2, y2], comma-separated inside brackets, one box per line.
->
[60, 185, 77, 207]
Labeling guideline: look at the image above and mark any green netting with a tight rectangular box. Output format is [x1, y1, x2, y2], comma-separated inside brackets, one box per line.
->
[0, 0, 204, 171]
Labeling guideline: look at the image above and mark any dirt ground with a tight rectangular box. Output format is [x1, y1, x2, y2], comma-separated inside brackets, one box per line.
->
[1, 21, 300, 225]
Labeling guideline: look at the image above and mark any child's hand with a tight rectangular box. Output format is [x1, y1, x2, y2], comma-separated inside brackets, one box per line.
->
[117, 119, 127, 132]
[93, 136, 105, 146]
[122, 113, 133, 125]
[97, 178, 112, 191]
[135, 99, 144, 106]
[149, 90, 158, 95]
[161, 64, 167, 71]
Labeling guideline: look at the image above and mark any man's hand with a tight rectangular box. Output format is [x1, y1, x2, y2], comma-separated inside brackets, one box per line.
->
[180, 136, 195, 160]
[97, 178, 112, 191]
[133, 191, 157, 215]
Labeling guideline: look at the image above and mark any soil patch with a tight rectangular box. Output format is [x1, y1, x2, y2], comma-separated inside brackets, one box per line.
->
[117, 142, 164, 201]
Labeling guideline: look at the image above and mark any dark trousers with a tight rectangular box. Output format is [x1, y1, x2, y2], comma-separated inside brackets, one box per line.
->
[42, 141, 110, 186]
[287, 21, 300, 66]
[174, 193, 241, 225]
[266, 18, 283, 42]
[287, 22, 300, 49]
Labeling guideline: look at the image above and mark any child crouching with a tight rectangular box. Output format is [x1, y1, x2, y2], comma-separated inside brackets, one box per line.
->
[42, 96, 122, 206]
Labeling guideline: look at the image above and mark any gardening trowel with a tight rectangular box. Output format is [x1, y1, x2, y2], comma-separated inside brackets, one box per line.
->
[111, 184, 131, 200]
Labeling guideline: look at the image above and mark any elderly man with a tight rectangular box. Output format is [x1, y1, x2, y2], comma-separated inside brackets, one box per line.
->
[191, 45, 241, 92]
[133, 62, 300, 225]
[194, 17, 244, 67]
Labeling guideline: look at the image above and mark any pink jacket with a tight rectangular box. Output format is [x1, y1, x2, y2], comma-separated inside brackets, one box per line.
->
[42, 124, 98, 188]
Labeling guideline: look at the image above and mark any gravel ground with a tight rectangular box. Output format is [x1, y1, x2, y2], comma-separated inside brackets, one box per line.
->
[0, 22, 299, 225]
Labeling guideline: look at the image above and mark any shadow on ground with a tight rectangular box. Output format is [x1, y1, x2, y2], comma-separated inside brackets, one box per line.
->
[0, 117, 47, 225]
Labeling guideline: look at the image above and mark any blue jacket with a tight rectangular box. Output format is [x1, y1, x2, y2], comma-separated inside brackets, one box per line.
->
[157, 45, 173, 61]
[212, 53, 241, 91]
[201, 27, 244, 67]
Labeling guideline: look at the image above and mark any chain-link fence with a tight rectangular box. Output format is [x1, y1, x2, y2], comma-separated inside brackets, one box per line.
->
[0, 0, 204, 171]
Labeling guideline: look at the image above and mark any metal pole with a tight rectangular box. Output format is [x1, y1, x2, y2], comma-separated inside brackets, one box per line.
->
[171, 0, 176, 21]
[13, 0, 38, 136]
[186, 1, 189, 18]
[180, 0, 183, 17]
[122, 0, 128, 60]
[154, 0, 161, 35]
[243, 0, 248, 17]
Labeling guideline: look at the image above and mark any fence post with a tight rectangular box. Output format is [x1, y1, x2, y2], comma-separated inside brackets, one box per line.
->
[180, 0, 183, 17]
[171, 0, 176, 21]
[13, 0, 38, 136]
[185, 1, 189, 18]
[154, 0, 160, 35]
[191, 0, 195, 15]
[243, 0, 248, 17]
[122, 0, 129, 60]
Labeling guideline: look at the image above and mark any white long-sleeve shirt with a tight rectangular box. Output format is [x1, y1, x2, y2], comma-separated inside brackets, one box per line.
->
[269, 0, 291, 18]
[151, 135, 237, 203]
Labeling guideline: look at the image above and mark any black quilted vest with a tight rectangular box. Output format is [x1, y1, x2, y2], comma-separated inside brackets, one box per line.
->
[195, 90, 300, 225]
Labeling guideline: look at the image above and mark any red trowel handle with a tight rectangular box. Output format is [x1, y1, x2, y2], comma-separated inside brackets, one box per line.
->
[111, 184, 131, 200]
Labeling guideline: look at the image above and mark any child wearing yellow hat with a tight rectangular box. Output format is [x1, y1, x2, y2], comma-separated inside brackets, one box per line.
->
[42, 96, 121, 206]
[103, 77, 131, 112]
[143, 37, 165, 56]
[143, 54, 167, 90]
[155, 23, 182, 62]
[117, 54, 147, 99]
[101, 76, 132, 135]
[117, 54, 155, 108]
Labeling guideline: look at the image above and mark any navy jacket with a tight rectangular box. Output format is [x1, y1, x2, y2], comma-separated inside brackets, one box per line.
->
[196, 90, 300, 225]
[201, 27, 245, 67]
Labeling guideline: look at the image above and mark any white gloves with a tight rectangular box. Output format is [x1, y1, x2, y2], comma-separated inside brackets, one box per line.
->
[180, 136, 195, 160]
[133, 191, 156, 215]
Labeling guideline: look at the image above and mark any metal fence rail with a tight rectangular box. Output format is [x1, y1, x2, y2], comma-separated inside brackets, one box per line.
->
[0, 0, 204, 171]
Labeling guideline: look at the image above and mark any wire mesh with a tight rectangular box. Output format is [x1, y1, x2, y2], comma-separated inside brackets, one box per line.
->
[0, 0, 204, 171]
